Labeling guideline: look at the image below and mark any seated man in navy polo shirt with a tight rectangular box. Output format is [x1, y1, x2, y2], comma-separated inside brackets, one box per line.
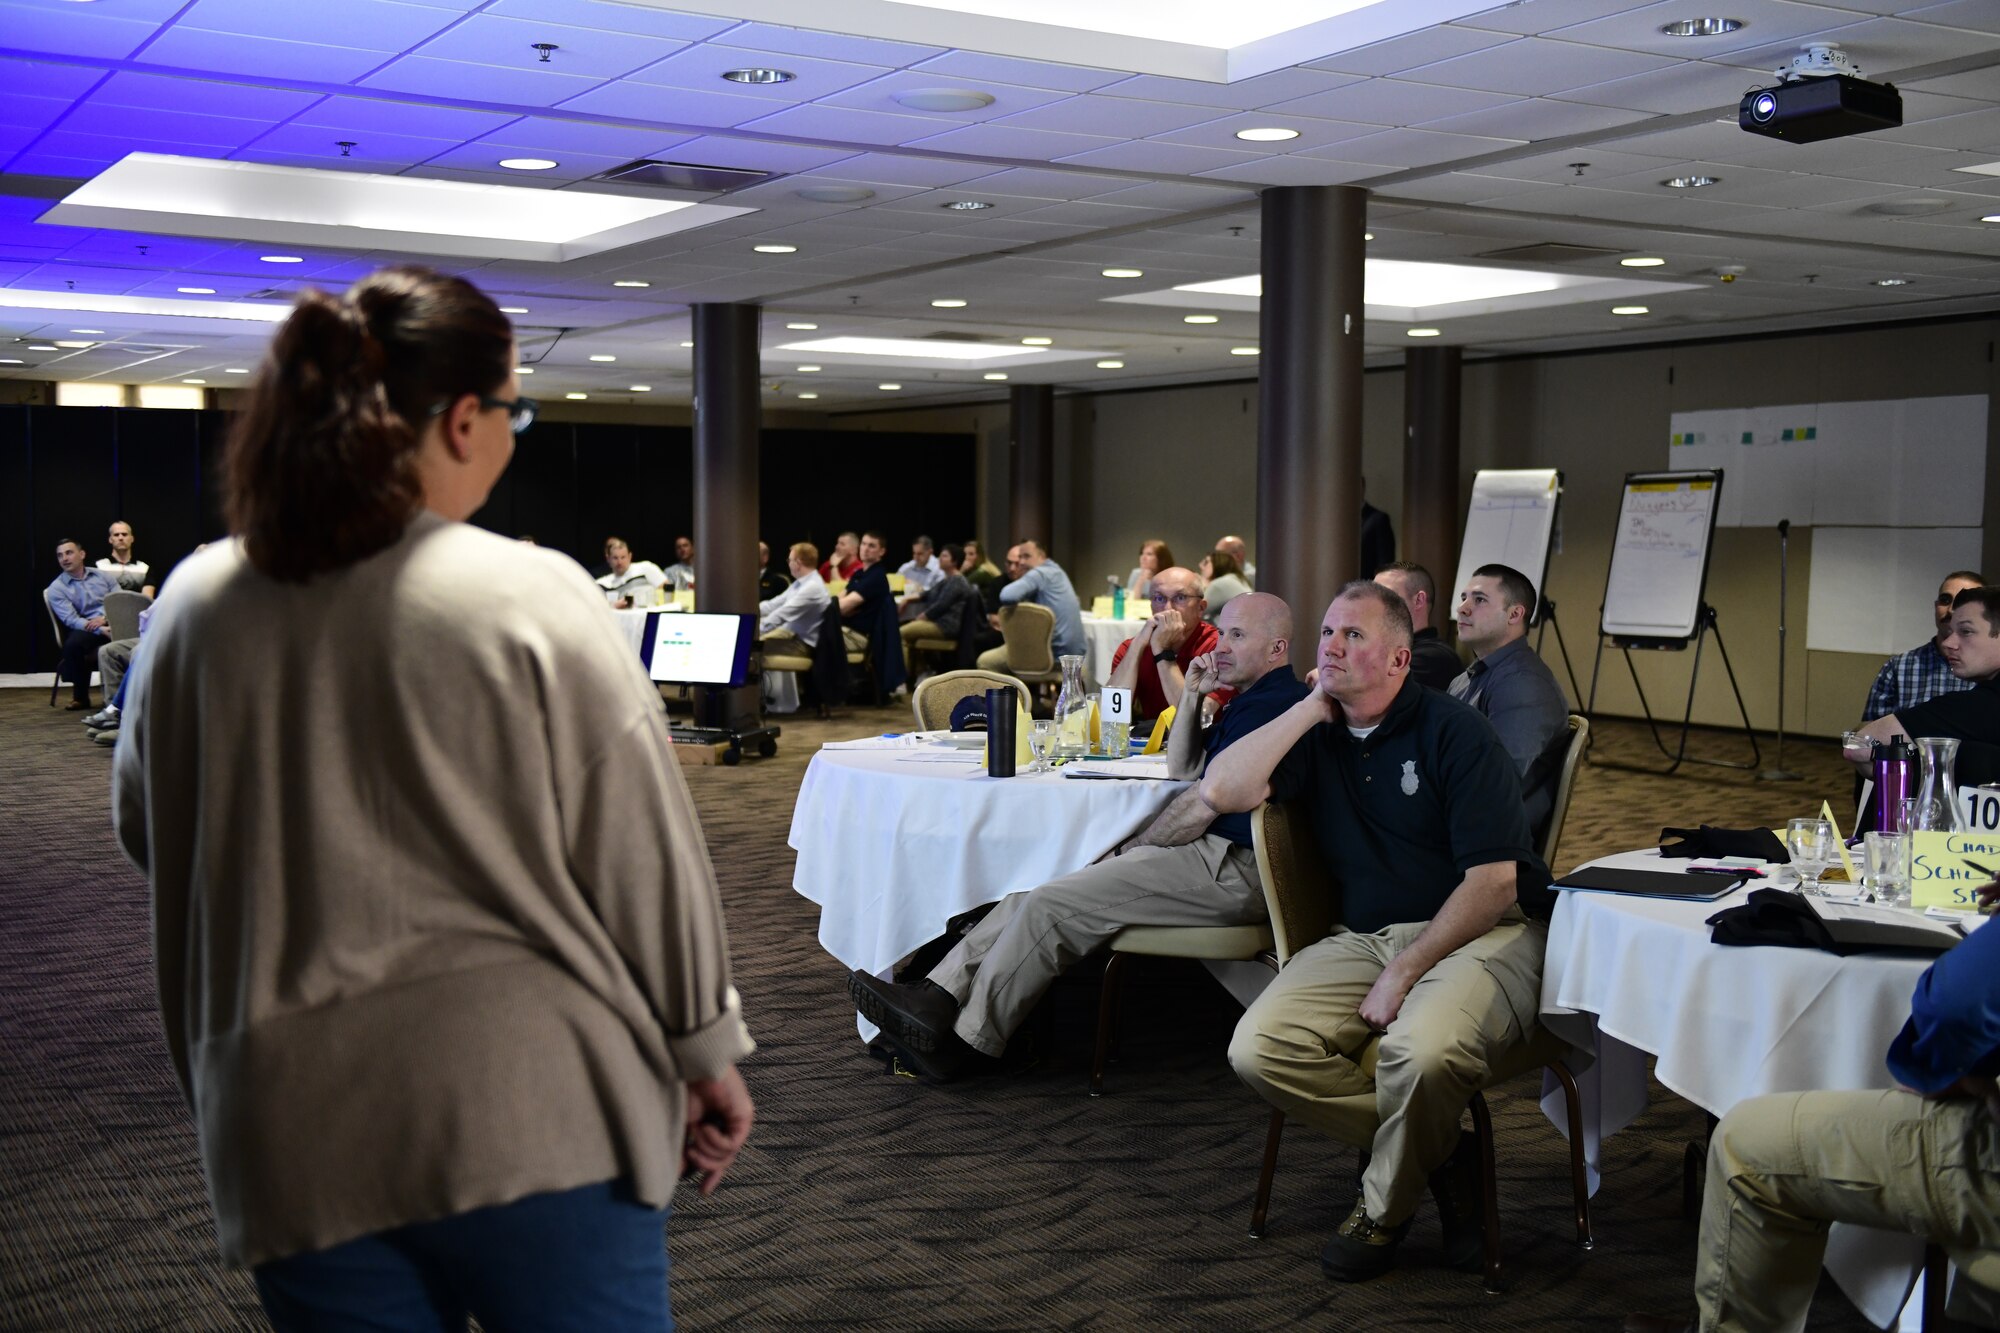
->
[1204, 580, 1552, 1282]
[1106, 565, 1231, 723]
[849, 593, 1308, 1080]
[837, 529, 907, 697]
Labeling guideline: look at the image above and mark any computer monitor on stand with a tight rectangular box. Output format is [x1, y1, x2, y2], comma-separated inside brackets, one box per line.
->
[639, 612, 778, 763]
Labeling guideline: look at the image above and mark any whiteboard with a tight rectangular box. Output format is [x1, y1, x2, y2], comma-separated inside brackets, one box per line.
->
[1600, 472, 1722, 641]
[1806, 526, 1984, 656]
[1453, 468, 1560, 611]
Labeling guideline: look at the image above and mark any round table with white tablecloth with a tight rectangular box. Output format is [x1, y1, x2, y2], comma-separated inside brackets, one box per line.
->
[789, 738, 1186, 1034]
[1539, 846, 1945, 1327]
[1080, 613, 1142, 685]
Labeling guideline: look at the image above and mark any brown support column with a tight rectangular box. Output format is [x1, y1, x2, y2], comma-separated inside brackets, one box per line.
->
[692, 302, 760, 727]
[1402, 344, 1462, 620]
[1009, 383, 1053, 546]
[1257, 184, 1367, 671]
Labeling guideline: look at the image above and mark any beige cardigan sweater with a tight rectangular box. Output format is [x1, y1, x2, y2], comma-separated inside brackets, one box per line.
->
[113, 512, 753, 1268]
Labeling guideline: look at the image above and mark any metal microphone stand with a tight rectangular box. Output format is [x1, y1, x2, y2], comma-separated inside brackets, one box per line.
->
[1759, 518, 1802, 782]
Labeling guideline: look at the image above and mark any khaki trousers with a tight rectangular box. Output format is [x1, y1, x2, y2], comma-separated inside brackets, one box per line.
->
[927, 835, 1265, 1058]
[975, 645, 1010, 675]
[900, 618, 943, 674]
[1227, 912, 1546, 1224]
[1695, 1088, 2000, 1333]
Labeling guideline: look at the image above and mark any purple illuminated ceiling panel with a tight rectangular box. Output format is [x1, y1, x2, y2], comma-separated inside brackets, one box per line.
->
[358, 56, 608, 108]
[410, 14, 691, 80]
[138, 28, 398, 83]
[174, 0, 467, 53]
[87, 72, 323, 122]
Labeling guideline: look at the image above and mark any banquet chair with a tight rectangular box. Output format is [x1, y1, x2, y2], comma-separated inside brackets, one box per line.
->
[1243, 801, 1593, 1294]
[1538, 714, 1591, 868]
[104, 589, 150, 643]
[997, 602, 1061, 695]
[42, 593, 66, 706]
[911, 670, 1028, 731]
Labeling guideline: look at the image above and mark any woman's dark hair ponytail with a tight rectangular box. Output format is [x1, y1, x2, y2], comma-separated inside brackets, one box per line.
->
[224, 266, 511, 582]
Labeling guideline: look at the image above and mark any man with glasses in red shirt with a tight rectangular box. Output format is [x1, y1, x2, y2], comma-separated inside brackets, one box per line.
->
[1107, 565, 1231, 723]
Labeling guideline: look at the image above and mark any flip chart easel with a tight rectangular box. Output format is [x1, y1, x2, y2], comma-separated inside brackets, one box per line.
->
[1454, 468, 1580, 702]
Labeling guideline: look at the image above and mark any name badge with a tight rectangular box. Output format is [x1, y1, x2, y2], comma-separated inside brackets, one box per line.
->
[1101, 687, 1133, 726]
[1908, 830, 1999, 910]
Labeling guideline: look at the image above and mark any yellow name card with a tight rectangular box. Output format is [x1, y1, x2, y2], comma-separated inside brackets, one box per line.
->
[1909, 831, 1998, 910]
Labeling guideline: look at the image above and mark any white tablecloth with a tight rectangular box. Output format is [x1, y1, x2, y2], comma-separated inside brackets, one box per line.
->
[1080, 614, 1140, 685]
[790, 741, 1187, 1038]
[1539, 847, 1936, 1327]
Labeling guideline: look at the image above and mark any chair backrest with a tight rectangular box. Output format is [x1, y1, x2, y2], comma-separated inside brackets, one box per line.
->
[43, 592, 65, 648]
[999, 602, 1057, 675]
[104, 590, 150, 642]
[912, 670, 1030, 730]
[1250, 801, 1340, 968]
[1538, 714, 1590, 870]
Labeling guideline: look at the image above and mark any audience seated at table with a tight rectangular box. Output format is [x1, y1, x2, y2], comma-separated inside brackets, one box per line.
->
[1201, 551, 1252, 623]
[1126, 539, 1173, 601]
[1107, 566, 1225, 723]
[1624, 889, 2000, 1333]
[1217, 534, 1254, 587]
[820, 531, 862, 583]
[897, 535, 942, 605]
[98, 520, 156, 597]
[838, 531, 907, 697]
[759, 542, 831, 649]
[1373, 562, 1462, 691]
[1863, 568, 1984, 721]
[1448, 563, 1571, 835]
[757, 541, 789, 602]
[1856, 585, 2000, 785]
[977, 540, 1085, 673]
[662, 535, 696, 593]
[1204, 581, 1552, 1283]
[46, 537, 117, 710]
[847, 593, 1307, 1079]
[898, 543, 981, 673]
[595, 536, 667, 608]
[962, 539, 1003, 612]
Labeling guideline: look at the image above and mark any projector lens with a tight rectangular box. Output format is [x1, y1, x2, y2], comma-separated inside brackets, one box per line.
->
[1751, 92, 1777, 122]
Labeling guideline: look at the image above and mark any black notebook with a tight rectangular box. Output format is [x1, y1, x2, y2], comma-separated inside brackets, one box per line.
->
[1552, 866, 1744, 901]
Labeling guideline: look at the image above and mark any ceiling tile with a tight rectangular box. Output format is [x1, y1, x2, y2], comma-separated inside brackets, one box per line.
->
[1091, 181, 1257, 210]
[1098, 67, 1365, 110]
[362, 55, 607, 107]
[1554, 60, 1775, 115]
[901, 122, 1122, 160]
[0, 1, 162, 59]
[175, 0, 463, 52]
[1146, 109, 1385, 153]
[1873, 106, 2000, 151]
[87, 72, 322, 121]
[56, 104, 274, 151]
[140, 27, 398, 81]
[813, 152, 998, 186]
[416, 141, 634, 178]
[471, 117, 691, 158]
[1054, 140, 1264, 174]
[1307, 25, 1520, 75]
[1401, 37, 1681, 97]
[289, 95, 519, 141]
[1727, 15, 2000, 70]
[906, 49, 1128, 93]
[480, 0, 739, 40]
[708, 22, 945, 66]
[1305, 126, 1524, 169]
[0, 94, 85, 133]
[0, 58, 112, 102]
[647, 135, 859, 173]
[817, 69, 1072, 122]
[1263, 77, 1519, 125]
[988, 95, 1225, 139]
[1196, 156, 1382, 186]
[1545, 0, 1883, 60]
[730, 102, 962, 145]
[1902, 0, 2000, 33]
[626, 44, 889, 101]
[1417, 95, 1656, 139]
[410, 13, 691, 78]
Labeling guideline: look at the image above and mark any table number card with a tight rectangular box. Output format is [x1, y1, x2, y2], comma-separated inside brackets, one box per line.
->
[1101, 687, 1133, 727]
[1958, 786, 2000, 833]
[1908, 830, 2000, 909]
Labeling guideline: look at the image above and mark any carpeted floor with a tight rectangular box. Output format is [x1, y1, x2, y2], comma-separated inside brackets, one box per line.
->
[0, 687, 1878, 1331]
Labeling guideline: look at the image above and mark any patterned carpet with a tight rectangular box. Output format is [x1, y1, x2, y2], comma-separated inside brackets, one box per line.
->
[0, 687, 1879, 1332]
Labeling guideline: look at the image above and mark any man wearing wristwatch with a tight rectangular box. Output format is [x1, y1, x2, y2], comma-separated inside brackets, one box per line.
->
[1107, 566, 1230, 722]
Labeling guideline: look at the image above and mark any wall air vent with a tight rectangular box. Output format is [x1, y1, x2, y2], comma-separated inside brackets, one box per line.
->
[596, 160, 773, 192]
[1475, 242, 1626, 264]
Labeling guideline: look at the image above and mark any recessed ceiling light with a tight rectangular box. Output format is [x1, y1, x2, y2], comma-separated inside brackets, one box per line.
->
[177, 286, 216, 294]
[722, 67, 794, 84]
[1620, 257, 1666, 268]
[931, 298, 968, 308]
[613, 279, 651, 288]
[984, 372, 1008, 381]
[1364, 232, 1374, 241]
[53, 340, 94, 348]
[1611, 305, 1650, 315]
[1660, 17, 1744, 36]
[1983, 214, 2000, 223]
[1663, 175, 1718, 188]
[0, 358, 21, 364]
[1235, 127, 1300, 142]
[1406, 328, 1441, 338]
[798, 391, 819, 399]
[795, 185, 873, 203]
[260, 254, 304, 263]
[783, 336, 1040, 361]
[894, 88, 995, 113]
[498, 158, 558, 171]
[878, 382, 902, 390]
[1022, 337, 1053, 346]
[797, 365, 822, 372]
[753, 243, 798, 254]
[1230, 347, 1260, 356]
[225, 367, 249, 373]
[499, 305, 529, 313]
[1096, 359, 1124, 369]
[679, 340, 694, 347]
[1183, 314, 1219, 324]
[565, 392, 588, 400]
[28, 344, 58, 351]
[1102, 268, 1145, 278]
[629, 384, 651, 392]
[70, 328, 103, 334]
[942, 199, 994, 210]
[786, 321, 818, 330]
[181, 378, 206, 385]
[589, 354, 616, 362]
[1873, 277, 1911, 286]
[516, 366, 535, 373]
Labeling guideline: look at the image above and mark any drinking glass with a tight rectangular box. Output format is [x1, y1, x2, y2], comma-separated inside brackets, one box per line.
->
[1029, 720, 1058, 773]
[1786, 817, 1837, 896]
[1863, 831, 1912, 908]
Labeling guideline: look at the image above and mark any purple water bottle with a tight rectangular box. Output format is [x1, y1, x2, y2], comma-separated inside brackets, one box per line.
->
[1873, 736, 1914, 832]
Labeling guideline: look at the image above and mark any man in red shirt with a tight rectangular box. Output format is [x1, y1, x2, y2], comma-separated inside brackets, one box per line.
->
[1107, 565, 1231, 721]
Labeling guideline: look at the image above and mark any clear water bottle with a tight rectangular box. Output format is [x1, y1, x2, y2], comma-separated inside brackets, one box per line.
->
[1054, 654, 1091, 758]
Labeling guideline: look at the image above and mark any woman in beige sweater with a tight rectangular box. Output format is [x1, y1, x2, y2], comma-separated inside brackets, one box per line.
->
[113, 266, 753, 1331]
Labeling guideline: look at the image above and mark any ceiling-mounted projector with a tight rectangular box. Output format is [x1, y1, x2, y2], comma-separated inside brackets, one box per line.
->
[1739, 43, 1901, 144]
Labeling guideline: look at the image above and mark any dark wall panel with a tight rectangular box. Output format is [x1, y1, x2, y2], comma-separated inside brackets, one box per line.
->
[0, 406, 36, 675]
[115, 409, 205, 592]
[630, 424, 693, 570]
[573, 424, 646, 569]
[759, 429, 976, 568]
[498, 425, 577, 564]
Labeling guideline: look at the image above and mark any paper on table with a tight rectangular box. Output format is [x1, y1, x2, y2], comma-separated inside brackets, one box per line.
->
[1064, 756, 1173, 780]
[1808, 896, 1964, 943]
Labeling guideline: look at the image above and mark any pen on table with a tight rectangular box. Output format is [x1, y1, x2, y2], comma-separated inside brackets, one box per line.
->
[1687, 866, 1765, 877]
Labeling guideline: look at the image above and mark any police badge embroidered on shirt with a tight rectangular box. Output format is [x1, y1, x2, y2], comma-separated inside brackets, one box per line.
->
[1400, 760, 1420, 795]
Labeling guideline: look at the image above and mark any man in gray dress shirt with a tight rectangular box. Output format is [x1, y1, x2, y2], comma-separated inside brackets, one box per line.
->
[1448, 563, 1571, 836]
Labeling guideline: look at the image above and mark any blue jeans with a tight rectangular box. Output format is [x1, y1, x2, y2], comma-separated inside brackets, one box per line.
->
[254, 1179, 672, 1333]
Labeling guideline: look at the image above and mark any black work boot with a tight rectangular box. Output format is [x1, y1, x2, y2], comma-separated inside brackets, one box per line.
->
[1319, 1198, 1411, 1283]
[848, 973, 962, 1053]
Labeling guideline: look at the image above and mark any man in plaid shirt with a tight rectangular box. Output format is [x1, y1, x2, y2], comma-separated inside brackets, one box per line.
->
[1863, 569, 1985, 721]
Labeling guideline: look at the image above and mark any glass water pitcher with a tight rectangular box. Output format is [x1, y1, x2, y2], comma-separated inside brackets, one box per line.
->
[1054, 654, 1091, 758]
[1909, 736, 1963, 832]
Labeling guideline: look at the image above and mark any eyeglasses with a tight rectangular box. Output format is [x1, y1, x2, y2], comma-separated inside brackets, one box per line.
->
[432, 394, 538, 434]
[1151, 592, 1200, 608]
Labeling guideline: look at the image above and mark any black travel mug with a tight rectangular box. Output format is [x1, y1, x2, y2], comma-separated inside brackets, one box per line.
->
[986, 687, 1016, 778]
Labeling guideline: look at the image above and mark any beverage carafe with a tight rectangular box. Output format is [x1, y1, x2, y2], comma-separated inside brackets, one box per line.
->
[1910, 736, 1963, 832]
[1054, 654, 1091, 758]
